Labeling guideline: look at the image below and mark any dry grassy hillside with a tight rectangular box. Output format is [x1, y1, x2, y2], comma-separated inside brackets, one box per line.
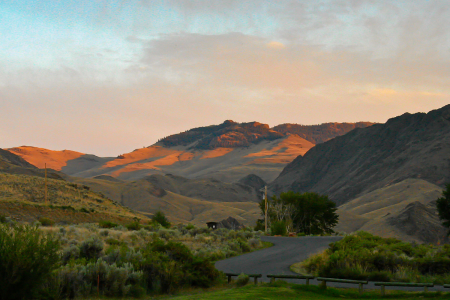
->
[0, 173, 147, 224]
[336, 179, 446, 244]
[70, 175, 261, 227]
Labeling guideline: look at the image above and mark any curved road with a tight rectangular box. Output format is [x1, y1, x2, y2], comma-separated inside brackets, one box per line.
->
[215, 236, 448, 292]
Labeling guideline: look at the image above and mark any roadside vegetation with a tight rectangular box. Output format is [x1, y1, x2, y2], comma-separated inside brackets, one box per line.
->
[301, 231, 450, 284]
[256, 191, 338, 236]
[0, 213, 267, 300]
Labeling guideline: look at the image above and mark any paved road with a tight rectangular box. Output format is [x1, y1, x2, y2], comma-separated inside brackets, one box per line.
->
[215, 236, 448, 292]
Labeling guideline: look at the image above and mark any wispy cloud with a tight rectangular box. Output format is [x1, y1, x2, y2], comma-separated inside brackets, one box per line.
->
[0, 0, 449, 156]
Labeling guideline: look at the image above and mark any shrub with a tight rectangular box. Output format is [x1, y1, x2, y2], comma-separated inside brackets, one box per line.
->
[39, 217, 55, 226]
[139, 240, 221, 293]
[152, 211, 171, 228]
[254, 219, 265, 231]
[237, 237, 251, 252]
[99, 220, 118, 228]
[62, 244, 80, 263]
[106, 238, 125, 246]
[0, 223, 61, 300]
[79, 237, 103, 260]
[271, 220, 287, 236]
[248, 238, 261, 248]
[53, 260, 144, 299]
[126, 221, 141, 231]
[0, 215, 6, 224]
[79, 207, 90, 213]
[236, 273, 249, 286]
[186, 223, 195, 230]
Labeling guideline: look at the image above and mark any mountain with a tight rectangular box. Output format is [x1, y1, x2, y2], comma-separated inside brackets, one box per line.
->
[8, 120, 373, 183]
[273, 122, 376, 144]
[271, 104, 450, 243]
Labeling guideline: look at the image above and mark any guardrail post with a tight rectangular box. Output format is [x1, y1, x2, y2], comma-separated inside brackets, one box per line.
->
[270, 277, 275, 284]
[381, 285, 385, 296]
[254, 276, 258, 285]
[424, 286, 428, 292]
[227, 275, 232, 284]
[320, 280, 327, 289]
[358, 283, 363, 296]
[306, 278, 310, 286]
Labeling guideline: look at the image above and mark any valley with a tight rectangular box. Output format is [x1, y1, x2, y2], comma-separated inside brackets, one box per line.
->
[2, 108, 450, 244]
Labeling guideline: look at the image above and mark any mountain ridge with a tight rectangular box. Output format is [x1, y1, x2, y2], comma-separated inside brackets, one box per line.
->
[8, 120, 374, 183]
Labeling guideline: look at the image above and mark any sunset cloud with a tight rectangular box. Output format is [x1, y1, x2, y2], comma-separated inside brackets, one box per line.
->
[0, 1, 449, 156]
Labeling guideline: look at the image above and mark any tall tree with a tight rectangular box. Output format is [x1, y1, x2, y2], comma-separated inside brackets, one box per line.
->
[436, 184, 450, 235]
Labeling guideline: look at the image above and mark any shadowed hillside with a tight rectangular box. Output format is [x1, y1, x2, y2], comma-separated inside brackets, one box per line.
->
[273, 122, 376, 144]
[271, 104, 450, 244]
[271, 104, 450, 205]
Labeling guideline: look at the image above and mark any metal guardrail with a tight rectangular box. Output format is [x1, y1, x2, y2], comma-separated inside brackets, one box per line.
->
[374, 282, 434, 296]
[317, 277, 368, 295]
[266, 274, 315, 285]
[224, 273, 262, 284]
[225, 272, 439, 296]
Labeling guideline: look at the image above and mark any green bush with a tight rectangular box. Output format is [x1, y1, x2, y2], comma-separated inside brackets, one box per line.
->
[301, 231, 450, 283]
[139, 240, 221, 293]
[271, 220, 287, 236]
[51, 260, 144, 299]
[99, 220, 118, 228]
[62, 244, 80, 263]
[39, 217, 55, 226]
[0, 215, 7, 224]
[106, 238, 125, 246]
[254, 219, 265, 231]
[126, 221, 141, 231]
[79, 237, 103, 260]
[236, 273, 249, 286]
[0, 223, 61, 300]
[152, 211, 171, 228]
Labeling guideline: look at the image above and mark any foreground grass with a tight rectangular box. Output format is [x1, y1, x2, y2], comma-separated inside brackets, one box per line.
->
[167, 282, 450, 300]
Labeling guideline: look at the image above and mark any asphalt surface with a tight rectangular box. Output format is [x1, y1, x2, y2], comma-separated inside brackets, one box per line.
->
[215, 236, 449, 292]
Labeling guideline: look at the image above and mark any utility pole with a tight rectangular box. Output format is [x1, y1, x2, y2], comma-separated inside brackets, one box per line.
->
[264, 185, 268, 233]
[45, 163, 48, 204]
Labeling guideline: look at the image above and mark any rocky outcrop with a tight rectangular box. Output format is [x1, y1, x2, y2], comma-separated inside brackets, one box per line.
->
[218, 216, 244, 230]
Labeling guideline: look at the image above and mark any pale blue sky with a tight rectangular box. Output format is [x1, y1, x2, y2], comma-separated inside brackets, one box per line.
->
[1, 0, 449, 156]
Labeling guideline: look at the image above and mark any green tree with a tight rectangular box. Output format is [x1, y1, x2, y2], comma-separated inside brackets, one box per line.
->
[437, 184, 450, 235]
[260, 191, 338, 235]
[152, 211, 171, 228]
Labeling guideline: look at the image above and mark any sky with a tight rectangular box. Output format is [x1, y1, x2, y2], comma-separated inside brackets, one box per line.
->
[1, 0, 449, 156]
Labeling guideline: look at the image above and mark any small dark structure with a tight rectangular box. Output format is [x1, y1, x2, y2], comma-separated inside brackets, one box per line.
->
[206, 222, 218, 230]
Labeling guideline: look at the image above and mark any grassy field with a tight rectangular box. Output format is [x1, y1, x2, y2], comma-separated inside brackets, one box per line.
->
[168, 283, 450, 300]
[83, 282, 450, 300]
